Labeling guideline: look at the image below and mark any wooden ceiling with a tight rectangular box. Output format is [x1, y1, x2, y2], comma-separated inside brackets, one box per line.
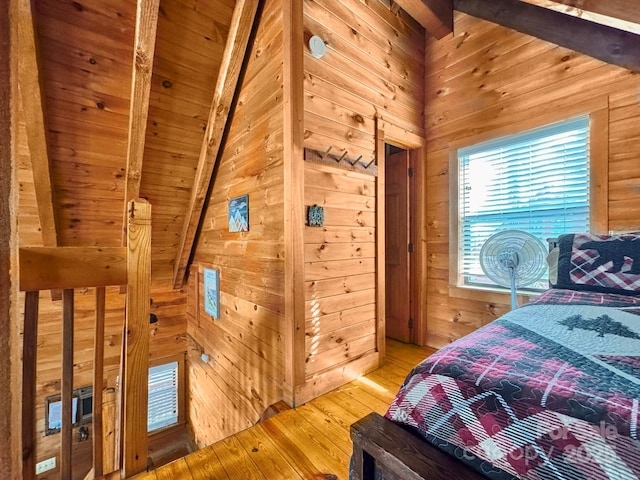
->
[17, 0, 640, 288]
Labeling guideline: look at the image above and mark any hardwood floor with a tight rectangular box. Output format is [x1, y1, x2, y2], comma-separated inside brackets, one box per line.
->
[131, 339, 435, 480]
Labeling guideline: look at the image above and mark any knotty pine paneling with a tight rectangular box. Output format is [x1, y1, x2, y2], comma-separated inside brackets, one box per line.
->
[140, 0, 235, 284]
[22, 285, 186, 480]
[303, 0, 425, 166]
[304, 163, 377, 379]
[34, 0, 135, 249]
[424, 12, 640, 348]
[187, 0, 286, 449]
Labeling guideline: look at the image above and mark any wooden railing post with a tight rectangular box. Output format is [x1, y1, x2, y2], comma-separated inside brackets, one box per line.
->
[61, 288, 74, 479]
[93, 286, 106, 477]
[22, 291, 39, 480]
[122, 199, 151, 477]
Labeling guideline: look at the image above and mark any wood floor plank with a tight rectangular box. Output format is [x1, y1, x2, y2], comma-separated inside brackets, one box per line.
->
[140, 339, 433, 479]
[309, 394, 362, 442]
[183, 446, 229, 480]
[269, 411, 349, 478]
[260, 417, 326, 479]
[212, 435, 265, 479]
[347, 376, 397, 405]
[338, 383, 391, 416]
[130, 469, 158, 480]
[294, 403, 353, 455]
[155, 458, 192, 480]
[235, 423, 304, 480]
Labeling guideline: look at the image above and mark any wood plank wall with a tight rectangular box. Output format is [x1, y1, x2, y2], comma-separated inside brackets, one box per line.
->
[186, 0, 286, 448]
[297, 0, 425, 401]
[303, 164, 377, 379]
[424, 12, 640, 348]
[303, 0, 425, 164]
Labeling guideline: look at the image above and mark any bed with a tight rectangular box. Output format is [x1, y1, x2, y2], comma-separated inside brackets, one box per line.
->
[351, 233, 640, 480]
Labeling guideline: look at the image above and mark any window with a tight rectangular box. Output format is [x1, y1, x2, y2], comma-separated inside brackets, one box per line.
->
[44, 386, 93, 436]
[455, 116, 590, 290]
[148, 361, 179, 432]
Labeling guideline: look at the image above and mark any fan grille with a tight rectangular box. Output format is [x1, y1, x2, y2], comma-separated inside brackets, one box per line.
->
[479, 230, 547, 288]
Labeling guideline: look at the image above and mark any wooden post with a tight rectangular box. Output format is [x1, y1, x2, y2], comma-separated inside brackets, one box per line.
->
[122, 199, 151, 477]
[0, 0, 21, 478]
[122, 0, 160, 244]
[21, 291, 39, 480]
[283, 0, 305, 405]
[93, 287, 106, 477]
[61, 288, 75, 479]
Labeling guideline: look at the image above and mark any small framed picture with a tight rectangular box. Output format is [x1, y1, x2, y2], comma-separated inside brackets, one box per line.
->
[203, 268, 220, 319]
[228, 194, 249, 232]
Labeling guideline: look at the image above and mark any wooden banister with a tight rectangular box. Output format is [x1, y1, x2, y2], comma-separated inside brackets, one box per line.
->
[61, 288, 74, 479]
[122, 199, 152, 478]
[19, 247, 127, 292]
[19, 198, 152, 479]
[22, 291, 39, 480]
[93, 286, 106, 477]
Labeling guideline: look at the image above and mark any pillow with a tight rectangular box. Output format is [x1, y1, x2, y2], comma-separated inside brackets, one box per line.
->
[552, 233, 640, 295]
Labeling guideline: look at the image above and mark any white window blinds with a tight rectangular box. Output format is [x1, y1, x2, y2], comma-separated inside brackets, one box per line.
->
[148, 361, 179, 432]
[458, 116, 590, 288]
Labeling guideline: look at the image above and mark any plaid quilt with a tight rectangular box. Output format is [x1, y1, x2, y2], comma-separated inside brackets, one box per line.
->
[386, 289, 640, 479]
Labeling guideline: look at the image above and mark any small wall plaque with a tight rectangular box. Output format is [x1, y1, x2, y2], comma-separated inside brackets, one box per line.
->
[307, 205, 324, 227]
[228, 194, 249, 232]
[203, 268, 220, 319]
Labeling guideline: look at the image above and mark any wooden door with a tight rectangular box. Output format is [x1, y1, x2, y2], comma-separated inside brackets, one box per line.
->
[385, 150, 411, 342]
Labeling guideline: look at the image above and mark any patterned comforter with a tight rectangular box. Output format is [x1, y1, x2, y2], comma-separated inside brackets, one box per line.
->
[386, 289, 640, 479]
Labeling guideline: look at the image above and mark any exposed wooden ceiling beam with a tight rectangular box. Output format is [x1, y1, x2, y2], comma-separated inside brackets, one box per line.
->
[454, 0, 640, 73]
[122, 0, 160, 240]
[394, 0, 453, 39]
[172, 0, 261, 289]
[520, 0, 640, 34]
[17, 0, 58, 247]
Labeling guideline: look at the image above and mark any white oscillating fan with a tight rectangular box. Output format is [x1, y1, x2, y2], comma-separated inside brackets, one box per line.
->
[479, 230, 548, 310]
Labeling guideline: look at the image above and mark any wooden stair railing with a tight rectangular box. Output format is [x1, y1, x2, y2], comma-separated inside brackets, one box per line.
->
[19, 199, 151, 480]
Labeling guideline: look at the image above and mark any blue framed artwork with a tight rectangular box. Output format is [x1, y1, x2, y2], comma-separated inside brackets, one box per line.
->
[228, 194, 249, 232]
[203, 268, 220, 319]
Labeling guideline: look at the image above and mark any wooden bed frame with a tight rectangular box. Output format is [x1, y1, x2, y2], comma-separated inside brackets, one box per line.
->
[350, 412, 487, 480]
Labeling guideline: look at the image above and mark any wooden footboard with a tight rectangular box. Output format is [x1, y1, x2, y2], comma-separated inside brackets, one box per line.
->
[350, 413, 487, 480]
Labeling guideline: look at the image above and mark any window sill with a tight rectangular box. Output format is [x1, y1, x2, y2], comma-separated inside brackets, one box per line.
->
[448, 284, 541, 305]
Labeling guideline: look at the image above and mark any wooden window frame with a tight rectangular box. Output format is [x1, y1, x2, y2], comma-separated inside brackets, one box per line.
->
[448, 98, 609, 302]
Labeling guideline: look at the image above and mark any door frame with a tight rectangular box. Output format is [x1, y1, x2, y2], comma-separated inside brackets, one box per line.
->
[375, 122, 427, 354]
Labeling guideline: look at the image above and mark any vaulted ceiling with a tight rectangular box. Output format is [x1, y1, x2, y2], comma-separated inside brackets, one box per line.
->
[17, 0, 640, 287]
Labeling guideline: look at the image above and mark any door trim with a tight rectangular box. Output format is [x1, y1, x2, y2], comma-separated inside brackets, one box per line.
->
[376, 123, 427, 347]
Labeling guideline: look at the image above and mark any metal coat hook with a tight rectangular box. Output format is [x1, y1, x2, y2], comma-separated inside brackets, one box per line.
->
[336, 151, 348, 163]
[321, 146, 333, 161]
[365, 157, 376, 169]
[350, 155, 363, 166]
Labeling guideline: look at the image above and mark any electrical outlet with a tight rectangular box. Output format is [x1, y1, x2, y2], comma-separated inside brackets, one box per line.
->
[35, 457, 56, 475]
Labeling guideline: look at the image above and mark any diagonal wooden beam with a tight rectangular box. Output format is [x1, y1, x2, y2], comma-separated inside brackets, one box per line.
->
[454, 0, 640, 72]
[172, 0, 261, 289]
[520, 0, 640, 34]
[394, 0, 453, 39]
[17, 0, 58, 247]
[121, 0, 160, 241]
